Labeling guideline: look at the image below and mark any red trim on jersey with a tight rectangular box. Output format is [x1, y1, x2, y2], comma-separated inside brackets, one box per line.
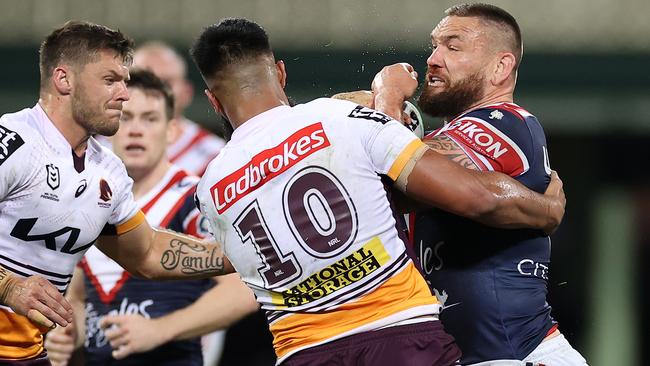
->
[408, 213, 416, 246]
[546, 323, 559, 337]
[184, 214, 200, 237]
[169, 129, 211, 163]
[79, 258, 130, 305]
[159, 186, 197, 228]
[490, 103, 528, 121]
[140, 170, 189, 214]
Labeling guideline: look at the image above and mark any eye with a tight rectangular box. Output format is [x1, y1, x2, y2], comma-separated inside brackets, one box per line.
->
[448, 45, 459, 51]
[104, 77, 115, 85]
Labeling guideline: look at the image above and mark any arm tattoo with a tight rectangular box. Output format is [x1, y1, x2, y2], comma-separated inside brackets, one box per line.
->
[161, 239, 224, 275]
[425, 135, 480, 170]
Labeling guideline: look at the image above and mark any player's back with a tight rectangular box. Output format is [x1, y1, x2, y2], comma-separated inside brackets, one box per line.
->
[414, 103, 555, 364]
[197, 98, 438, 363]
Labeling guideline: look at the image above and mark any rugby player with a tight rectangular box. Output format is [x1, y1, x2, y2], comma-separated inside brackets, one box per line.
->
[371, 3, 588, 365]
[0, 21, 232, 364]
[132, 42, 226, 176]
[43, 69, 257, 366]
[190, 18, 564, 365]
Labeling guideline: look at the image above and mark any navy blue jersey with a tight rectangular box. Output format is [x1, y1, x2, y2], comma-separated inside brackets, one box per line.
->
[81, 167, 213, 366]
[413, 103, 556, 364]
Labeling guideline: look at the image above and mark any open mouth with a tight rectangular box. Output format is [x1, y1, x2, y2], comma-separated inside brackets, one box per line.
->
[427, 75, 446, 87]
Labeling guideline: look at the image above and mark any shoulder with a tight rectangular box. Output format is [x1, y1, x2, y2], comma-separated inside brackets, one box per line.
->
[0, 108, 44, 165]
[464, 103, 535, 124]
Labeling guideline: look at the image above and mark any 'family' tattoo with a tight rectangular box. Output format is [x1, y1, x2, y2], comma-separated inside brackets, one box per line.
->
[161, 239, 224, 275]
[425, 135, 479, 170]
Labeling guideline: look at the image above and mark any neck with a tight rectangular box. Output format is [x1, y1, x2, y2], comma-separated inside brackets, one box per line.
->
[445, 89, 514, 122]
[130, 159, 172, 200]
[39, 92, 91, 156]
[222, 84, 289, 130]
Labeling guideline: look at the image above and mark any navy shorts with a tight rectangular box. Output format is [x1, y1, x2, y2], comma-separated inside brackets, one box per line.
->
[283, 320, 461, 366]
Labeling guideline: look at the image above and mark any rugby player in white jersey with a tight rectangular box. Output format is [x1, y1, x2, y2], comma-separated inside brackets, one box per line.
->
[43, 69, 257, 366]
[0, 21, 233, 365]
[190, 18, 565, 365]
[132, 42, 226, 176]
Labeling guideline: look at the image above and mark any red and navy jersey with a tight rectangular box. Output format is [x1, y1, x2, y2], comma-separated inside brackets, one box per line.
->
[80, 166, 212, 366]
[412, 103, 556, 364]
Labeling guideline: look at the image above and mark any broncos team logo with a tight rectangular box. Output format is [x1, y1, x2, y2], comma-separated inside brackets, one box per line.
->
[99, 179, 112, 202]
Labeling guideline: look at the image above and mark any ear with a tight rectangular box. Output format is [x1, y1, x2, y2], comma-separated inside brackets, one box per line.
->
[204, 89, 223, 116]
[276, 60, 287, 88]
[52, 67, 73, 95]
[492, 52, 516, 86]
[167, 117, 181, 145]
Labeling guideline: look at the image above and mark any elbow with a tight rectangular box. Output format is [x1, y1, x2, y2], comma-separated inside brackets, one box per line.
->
[457, 189, 499, 222]
[128, 266, 157, 280]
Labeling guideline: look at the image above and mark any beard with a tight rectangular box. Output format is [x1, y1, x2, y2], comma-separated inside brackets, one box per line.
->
[417, 71, 485, 120]
[71, 85, 120, 137]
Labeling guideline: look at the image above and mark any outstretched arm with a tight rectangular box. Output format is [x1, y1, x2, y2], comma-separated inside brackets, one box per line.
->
[401, 146, 564, 233]
[96, 219, 235, 280]
[99, 274, 258, 359]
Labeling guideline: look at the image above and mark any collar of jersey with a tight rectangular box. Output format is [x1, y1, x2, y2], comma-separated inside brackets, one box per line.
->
[229, 104, 292, 144]
[33, 103, 76, 155]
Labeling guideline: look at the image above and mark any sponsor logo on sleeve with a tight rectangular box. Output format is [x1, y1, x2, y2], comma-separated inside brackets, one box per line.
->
[441, 117, 529, 176]
[211, 123, 330, 214]
[348, 105, 392, 124]
[0, 125, 24, 166]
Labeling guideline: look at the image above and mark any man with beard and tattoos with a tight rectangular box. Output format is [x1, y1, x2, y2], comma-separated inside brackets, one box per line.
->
[371, 3, 587, 365]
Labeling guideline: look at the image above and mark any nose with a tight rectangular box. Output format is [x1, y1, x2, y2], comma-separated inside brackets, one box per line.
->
[427, 47, 444, 69]
[127, 121, 145, 137]
[116, 81, 129, 102]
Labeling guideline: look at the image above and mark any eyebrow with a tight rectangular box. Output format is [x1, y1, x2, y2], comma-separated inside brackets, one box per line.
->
[433, 34, 463, 44]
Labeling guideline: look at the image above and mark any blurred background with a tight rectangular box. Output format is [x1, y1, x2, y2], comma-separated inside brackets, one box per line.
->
[0, 0, 648, 365]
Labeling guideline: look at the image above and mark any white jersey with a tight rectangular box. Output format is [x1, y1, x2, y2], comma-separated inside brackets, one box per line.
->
[167, 118, 225, 176]
[196, 98, 438, 363]
[0, 104, 143, 360]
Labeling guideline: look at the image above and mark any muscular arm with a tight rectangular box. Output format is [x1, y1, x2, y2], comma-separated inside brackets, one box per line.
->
[424, 135, 479, 170]
[96, 219, 235, 280]
[100, 274, 259, 359]
[401, 146, 563, 233]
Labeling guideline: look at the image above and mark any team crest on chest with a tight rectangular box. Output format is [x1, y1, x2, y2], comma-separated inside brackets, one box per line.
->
[46, 163, 60, 190]
[98, 178, 112, 208]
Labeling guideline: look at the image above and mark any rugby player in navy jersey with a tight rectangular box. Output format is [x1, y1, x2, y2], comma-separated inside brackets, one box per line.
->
[372, 3, 588, 365]
[43, 69, 258, 366]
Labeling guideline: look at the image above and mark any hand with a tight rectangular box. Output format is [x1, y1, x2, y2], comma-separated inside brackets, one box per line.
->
[331, 90, 374, 108]
[542, 170, 566, 234]
[101, 314, 170, 359]
[1, 275, 73, 328]
[371, 63, 419, 101]
[44, 323, 76, 366]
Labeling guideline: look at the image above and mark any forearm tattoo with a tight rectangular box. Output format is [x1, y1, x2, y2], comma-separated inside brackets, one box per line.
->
[161, 239, 225, 275]
[425, 135, 479, 170]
